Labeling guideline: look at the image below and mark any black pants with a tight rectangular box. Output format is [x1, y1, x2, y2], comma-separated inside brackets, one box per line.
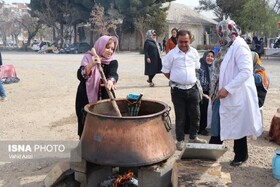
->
[209, 136, 223, 144]
[76, 84, 112, 138]
[209, 136, 248, 161]
[233, 136, 248, 161]
[199, 91, 209, 133]
[148, 74, 155, 82]
[171, 86, 200, 141]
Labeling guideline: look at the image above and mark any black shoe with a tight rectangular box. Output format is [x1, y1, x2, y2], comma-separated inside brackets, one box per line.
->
[199, 129, 209, 136]
[230, 156, 248, 167]
[230, 160, 244, 167]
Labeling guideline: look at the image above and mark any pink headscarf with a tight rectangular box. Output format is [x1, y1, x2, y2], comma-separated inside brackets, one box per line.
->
[81, 35, 118, 103]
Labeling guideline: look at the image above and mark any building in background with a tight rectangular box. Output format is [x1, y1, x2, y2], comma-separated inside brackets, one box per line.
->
[165, 2, 217, 49]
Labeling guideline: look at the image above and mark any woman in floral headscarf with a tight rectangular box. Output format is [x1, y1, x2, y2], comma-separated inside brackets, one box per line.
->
[209, 18, 262, 167]
[75, 35, 119, 138]
[144, 29, 162, 87]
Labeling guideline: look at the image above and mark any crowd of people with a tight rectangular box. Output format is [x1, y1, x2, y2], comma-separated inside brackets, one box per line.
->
[72, 18, 269, 167]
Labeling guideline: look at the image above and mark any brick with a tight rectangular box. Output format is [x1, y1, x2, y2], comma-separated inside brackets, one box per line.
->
[86, 165, 113, 187]
[70, 146, 87, 173]
[138, 151, 181, 187]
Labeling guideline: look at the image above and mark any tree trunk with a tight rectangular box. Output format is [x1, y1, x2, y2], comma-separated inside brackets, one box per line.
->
[52, 27, 56, 42]
[90, 30, 93, 46]
[74, 24, 77, 43]
[139, 29, 144, 48]
[14, 34, 19, 47]
[60, 23, 64, 48]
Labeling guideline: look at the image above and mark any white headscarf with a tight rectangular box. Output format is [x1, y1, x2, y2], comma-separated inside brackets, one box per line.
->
[145, 29, 161, 55]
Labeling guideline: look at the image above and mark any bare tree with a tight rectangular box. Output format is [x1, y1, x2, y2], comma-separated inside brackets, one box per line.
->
[10, 22, 22, 47]
[34, 0, 85, 47]
[272, 0, 280, 13]
[89, 3, 118, 36]
[16, 13, 42, 50]
[0, 6, 14, 46]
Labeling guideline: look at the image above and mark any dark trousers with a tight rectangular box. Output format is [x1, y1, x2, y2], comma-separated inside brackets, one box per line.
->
[209, 136, 223, 144]
[209, 136, 248, 161]
[199, 91, 209, 132]
[233, 136, 248, 161]
[171, 86, 200, 141]
[76, 85, 112, 138]
[148, 75, 155, 82]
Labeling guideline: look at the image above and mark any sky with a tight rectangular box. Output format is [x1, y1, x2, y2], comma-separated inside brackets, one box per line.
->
[175, 0, 200, 8]
[3, 0, 215, 18]
[3, 0, 199, 8]
[3, 0, 30, 3]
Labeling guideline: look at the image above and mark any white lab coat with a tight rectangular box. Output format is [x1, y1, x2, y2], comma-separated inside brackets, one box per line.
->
[219, 36, 263, 141]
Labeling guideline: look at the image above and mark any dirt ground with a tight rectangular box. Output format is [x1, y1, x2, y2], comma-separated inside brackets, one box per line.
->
[0, 51, 280, 187]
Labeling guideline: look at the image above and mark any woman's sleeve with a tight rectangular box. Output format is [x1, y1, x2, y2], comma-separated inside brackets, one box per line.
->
[77, 66, 87, 82]
[107, 60, 119, 82]
[224, 46, 252, 94]
[144, 41, 149, 60]
[254, 73, 263, 86]
[196, 67, 202, 81]
[165, 39, 170, 54]
[77, 54, 91, 82]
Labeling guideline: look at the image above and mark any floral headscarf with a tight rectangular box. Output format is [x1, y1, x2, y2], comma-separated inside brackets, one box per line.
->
[210, 18, 241, 101]
[216, 18, 241, 47]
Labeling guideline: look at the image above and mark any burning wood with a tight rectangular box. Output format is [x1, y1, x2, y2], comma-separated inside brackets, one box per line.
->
[100, 170, 138, 187]
[113, 170, 134, 187]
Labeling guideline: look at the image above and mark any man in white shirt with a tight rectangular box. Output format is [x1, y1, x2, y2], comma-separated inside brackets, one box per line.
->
[162, 30, 207, 151]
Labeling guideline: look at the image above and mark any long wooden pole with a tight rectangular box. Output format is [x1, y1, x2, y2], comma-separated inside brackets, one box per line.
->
[91, 48, 122, 117]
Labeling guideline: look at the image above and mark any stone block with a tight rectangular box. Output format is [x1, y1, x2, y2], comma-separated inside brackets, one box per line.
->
[138, 151, 181, 187]
[75, 171, 87, 187]
[86, 165, 113, 187]
[44, 160, 72, 187]
[70, 146, 87, 173]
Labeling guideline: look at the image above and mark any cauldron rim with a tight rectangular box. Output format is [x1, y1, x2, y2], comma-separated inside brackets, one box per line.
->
[84, 98, 169, 119]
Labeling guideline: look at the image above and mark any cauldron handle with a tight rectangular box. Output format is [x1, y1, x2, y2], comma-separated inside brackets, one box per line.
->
[162, 106, 172, 132]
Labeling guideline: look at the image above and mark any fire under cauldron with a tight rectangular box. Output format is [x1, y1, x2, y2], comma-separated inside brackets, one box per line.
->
[80, 98, 176, 167]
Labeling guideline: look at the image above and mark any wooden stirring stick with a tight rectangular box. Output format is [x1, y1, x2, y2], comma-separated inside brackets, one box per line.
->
[91, 48, 122, 117]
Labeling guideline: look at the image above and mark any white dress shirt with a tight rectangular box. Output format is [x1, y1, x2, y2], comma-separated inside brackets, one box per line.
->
[161, 45, 200, 89]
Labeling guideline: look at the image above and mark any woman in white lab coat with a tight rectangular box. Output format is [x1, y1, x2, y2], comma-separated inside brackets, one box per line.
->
[214, 19, 263, 166]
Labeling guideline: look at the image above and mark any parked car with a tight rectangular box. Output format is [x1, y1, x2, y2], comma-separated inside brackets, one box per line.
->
[32, 41, 51, 51]
[273, 37, 280, 48]
[60, 42, 91, 54]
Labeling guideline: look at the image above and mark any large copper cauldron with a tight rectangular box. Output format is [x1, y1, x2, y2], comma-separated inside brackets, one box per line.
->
[80, 99, 176, 167]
